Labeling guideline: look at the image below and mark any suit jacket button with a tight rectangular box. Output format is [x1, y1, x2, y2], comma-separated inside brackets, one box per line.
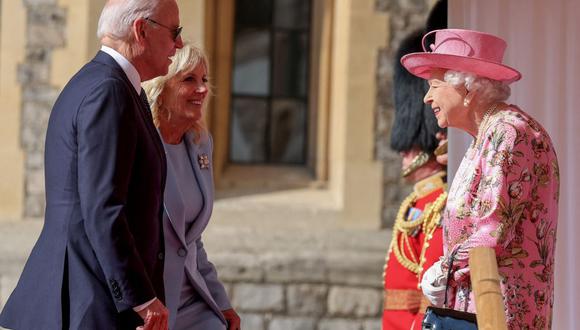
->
[177, 248, 187, 257]
[158, 252, 164, 260]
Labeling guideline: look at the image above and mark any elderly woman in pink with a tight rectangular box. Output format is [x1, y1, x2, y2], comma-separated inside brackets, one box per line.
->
[401, 29, 559, 329]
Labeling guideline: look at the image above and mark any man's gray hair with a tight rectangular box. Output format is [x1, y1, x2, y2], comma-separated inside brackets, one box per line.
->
[97, 0, 161, 41]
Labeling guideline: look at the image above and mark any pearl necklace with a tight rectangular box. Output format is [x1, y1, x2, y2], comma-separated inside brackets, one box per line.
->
[473, 102, 504, 148]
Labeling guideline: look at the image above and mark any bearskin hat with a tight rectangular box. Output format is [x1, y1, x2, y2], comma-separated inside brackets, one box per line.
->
[390, 0, 447, 154]
[426, 0, 447, 40]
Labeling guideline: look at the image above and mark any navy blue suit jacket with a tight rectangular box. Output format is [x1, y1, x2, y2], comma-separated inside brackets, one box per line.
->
[0, 51, 167, 329]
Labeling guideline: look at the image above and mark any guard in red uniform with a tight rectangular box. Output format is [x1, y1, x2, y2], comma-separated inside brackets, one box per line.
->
[382, 2, 447, 329]
[382, 169, 446, 330]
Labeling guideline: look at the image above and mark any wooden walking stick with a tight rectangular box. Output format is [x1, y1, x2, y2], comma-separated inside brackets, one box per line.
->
[469, 247, 507, 330]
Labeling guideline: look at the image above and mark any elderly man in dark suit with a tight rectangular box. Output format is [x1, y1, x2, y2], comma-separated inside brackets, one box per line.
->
[0, 0, 183, 329]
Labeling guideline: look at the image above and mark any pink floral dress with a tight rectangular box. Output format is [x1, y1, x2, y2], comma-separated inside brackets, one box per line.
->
[443, 105, 559, 330]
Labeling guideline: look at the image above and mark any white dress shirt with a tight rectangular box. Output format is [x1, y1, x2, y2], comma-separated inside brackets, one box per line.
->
[100, 45, 141, 93]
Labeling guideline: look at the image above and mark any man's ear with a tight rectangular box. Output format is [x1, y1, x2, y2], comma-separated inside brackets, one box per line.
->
[133, 18, 146, 43]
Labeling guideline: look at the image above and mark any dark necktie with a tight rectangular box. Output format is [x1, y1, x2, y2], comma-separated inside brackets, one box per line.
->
[139, 88, 154, 121]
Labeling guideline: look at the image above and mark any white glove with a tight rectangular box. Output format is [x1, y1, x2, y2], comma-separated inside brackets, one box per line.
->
[421, 260, 448, 307]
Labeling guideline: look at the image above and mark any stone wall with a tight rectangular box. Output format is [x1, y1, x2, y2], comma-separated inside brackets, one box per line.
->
[374, 0, 433, 228]
[19, 0, 66, 218]
[14, 0, 434, 230]
[0, 194, 389, 330]
[2, 2, 430, 329]
[215, 252, 383, 330]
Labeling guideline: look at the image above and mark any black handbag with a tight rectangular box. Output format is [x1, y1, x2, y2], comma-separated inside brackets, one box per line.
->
[422, 249, 478, 330]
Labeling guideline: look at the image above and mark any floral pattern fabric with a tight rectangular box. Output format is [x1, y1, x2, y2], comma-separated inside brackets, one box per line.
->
[443, 105, 559, 330]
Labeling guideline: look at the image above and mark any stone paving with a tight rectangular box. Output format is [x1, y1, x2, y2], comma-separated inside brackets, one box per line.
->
[0, 188, 391, 330]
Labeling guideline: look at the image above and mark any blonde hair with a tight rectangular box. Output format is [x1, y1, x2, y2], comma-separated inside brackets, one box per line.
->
[143, 43, 210, 142]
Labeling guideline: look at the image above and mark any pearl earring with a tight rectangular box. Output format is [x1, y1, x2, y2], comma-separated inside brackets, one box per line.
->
[463, 98, 470, 107]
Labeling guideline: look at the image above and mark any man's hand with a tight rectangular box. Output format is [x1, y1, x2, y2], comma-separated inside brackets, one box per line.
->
[136, 298, 169, 330]
[222, 308, 241, 330]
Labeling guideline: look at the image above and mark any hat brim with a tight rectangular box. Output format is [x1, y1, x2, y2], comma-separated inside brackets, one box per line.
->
[401, 52, 522, 83]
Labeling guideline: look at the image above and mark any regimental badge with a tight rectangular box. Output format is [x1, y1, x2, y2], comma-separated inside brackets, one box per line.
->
[198, 154, 210, 169]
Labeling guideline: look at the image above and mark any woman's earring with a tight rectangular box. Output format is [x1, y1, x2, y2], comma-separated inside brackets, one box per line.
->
[463, 98, 470, 107]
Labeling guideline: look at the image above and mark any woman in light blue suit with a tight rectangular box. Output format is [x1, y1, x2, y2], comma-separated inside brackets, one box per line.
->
[143, 44, 240, 330]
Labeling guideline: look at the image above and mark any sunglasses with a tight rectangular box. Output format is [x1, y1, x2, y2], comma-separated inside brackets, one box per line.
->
[145, 17, 182, 41]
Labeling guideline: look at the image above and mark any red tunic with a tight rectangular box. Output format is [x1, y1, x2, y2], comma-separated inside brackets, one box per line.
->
[382, 173, 446, 330]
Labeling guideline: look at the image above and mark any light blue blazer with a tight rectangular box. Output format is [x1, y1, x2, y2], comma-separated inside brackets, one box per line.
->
[162, 131, 231, 329]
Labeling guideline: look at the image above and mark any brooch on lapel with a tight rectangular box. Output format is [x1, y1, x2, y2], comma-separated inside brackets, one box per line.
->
[198, 154, 210, 170]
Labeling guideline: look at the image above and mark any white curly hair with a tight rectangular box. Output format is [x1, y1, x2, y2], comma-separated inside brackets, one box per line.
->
[444, 70, 511, 105]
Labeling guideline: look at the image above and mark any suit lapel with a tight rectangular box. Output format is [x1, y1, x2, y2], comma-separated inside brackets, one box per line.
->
[162, 156, 188, 247]
[92, 51, 166, 177]
[183, 132, 213, 244]
[163, 131, 213, 246]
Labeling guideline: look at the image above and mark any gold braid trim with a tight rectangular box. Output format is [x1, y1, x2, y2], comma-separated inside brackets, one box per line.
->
[389, 191, 447, 281]
[383, 289, 422, 311]
[401, 151, 431, 177]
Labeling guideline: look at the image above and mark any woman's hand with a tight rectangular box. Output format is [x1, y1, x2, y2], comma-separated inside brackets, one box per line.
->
[222, 308, 241, 330]
[421, 260, 448, 307]
[434, 132, 448, 166]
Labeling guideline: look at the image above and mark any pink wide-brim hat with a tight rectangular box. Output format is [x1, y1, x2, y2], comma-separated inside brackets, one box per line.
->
[401, 29, 522, 83]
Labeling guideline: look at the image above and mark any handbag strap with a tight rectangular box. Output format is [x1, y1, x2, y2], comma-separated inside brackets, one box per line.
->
[443, 247, 460, 308]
